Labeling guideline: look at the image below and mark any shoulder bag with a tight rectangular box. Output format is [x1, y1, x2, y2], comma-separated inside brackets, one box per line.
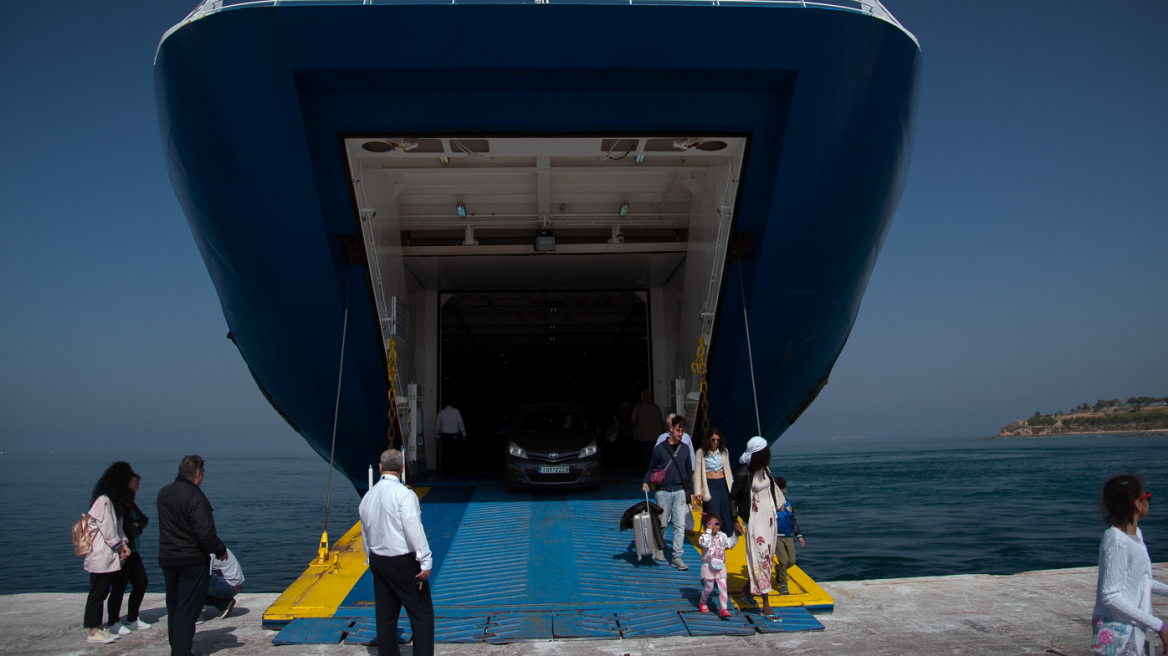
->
[649, 442, 683, 485]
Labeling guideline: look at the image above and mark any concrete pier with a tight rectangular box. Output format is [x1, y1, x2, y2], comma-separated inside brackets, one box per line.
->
[5, 564, 1164, 656]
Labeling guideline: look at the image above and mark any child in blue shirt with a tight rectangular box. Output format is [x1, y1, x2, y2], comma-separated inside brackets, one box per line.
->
[774, 477, 804, 595]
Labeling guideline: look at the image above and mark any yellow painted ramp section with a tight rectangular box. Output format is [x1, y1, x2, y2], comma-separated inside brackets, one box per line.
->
[687, 506, 834, 611]
[263, 487, 430, 626]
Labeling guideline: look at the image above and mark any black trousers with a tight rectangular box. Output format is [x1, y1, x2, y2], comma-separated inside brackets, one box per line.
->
[369, 553, 434, 656]
[439, 433, 461, 475]
[163, 563, 209, 656]
[109, 551, 148, 622]
[84, 572, 117, 628]
[636, 441, 654, 471]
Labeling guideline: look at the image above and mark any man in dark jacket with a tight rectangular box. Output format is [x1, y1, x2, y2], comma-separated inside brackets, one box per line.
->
[157, 455, 227, 656]
[641, 415, 694, 570]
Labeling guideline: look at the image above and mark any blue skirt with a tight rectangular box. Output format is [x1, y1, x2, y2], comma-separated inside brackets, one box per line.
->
[704, 476, 734, 536]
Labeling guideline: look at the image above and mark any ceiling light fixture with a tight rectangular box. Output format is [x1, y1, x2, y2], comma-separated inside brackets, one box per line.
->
[619, 203, 630, 218]
[635, 155, 645, 165]
[456, 204, 467, 218]
[534, 229, 555, 252]
[439, 156, 450, 167]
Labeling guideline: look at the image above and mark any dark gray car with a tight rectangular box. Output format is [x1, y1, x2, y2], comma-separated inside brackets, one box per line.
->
[504, 403, 601, 489]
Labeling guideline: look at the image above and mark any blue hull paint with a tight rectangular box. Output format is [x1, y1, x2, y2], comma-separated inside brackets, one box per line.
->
[155, 3, 919, 487]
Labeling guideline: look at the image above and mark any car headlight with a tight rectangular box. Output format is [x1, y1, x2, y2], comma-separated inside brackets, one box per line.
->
[508, 442, 527, 458]
[580, 442, 598, 457]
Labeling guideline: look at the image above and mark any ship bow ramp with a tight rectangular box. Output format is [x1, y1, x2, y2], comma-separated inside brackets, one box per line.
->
[156, 0, 919, 486]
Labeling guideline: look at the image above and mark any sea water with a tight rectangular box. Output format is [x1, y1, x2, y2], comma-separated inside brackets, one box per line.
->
[0, 434, 1163, 594]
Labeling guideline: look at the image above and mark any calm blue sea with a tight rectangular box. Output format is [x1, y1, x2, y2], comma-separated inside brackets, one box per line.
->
[1, 434, 1164, 594]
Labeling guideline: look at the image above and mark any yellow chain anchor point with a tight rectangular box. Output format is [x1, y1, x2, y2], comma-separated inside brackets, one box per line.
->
[316, 531, 329, 565]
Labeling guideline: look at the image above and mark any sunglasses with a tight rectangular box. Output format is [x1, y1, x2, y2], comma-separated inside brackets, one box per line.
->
[1137, 492, 1152, 502]
[708, 520, 721, 526]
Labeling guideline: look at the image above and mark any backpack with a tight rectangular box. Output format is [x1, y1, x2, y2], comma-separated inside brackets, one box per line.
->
[72, 513, 94, 557]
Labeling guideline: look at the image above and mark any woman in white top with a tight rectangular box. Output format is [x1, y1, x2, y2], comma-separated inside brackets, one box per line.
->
[692, 428, 734, 536]
[1092, 474, 1167, 656]
[83, 462, 133, 644]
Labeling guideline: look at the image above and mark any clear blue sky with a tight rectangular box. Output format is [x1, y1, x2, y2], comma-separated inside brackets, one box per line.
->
[1, 1, 1165, 453]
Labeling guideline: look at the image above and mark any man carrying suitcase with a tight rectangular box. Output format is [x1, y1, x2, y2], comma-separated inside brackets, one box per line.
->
[642, 415, 694, 570]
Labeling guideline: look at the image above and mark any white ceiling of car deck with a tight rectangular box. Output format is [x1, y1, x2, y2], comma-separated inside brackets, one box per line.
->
[344, 135, 746, 245]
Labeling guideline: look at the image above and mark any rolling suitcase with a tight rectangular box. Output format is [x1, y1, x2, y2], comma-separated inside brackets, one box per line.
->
[633, 490, 658, 559]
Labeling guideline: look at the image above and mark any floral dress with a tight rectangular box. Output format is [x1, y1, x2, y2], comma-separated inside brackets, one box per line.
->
[745, 470, 782, 595]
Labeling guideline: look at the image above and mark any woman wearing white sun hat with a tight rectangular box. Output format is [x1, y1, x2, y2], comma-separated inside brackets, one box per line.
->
[729, 436, 785, 617]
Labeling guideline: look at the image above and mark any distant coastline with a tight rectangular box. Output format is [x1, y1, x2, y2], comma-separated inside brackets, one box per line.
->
[998, 397, 1168, 437]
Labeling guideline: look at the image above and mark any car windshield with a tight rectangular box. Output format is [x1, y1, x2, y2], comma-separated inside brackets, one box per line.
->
[517, 411, 589, 434]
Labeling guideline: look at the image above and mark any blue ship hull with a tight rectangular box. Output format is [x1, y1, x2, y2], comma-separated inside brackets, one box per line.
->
[155, 0, 919, 490]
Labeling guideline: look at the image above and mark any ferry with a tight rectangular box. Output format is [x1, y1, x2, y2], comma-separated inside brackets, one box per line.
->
[155, 0, 919, 643]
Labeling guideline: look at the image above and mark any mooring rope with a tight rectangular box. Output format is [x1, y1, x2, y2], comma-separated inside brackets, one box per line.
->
[736, 241, 763, 436]
[321, 265, 353, 556]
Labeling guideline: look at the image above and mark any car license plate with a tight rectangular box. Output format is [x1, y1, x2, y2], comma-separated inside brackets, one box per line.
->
[539, 466, 569, 474]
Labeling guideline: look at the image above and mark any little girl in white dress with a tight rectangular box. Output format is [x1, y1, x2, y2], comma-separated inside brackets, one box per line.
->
[698, 513, 739, 617]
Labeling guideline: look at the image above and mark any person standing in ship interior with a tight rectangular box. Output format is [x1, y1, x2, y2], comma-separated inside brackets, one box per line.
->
[693, 428, 734, 537]
[360, 449, 435, 656]
[630, 389, 667, 470]
[82, 462, 134, 644]
[730, 437, 785, 617]
[156, 455, 228, 656]
[614, 400, 635, 466]
[642, 415, 694, 570]
[435, 398, 466, 476]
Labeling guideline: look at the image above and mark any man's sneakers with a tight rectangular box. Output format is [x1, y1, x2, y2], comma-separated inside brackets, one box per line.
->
[652, 550, 666, 563]
[107, 621, 131, 635]
[126, 619, 152, 631]
[86, 628, 118, 643]
[220, 598, 236, 620]
[671, 558, 689, 571]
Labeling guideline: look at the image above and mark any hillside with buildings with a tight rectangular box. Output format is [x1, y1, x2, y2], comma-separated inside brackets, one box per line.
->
[999, 397, 1168, 437]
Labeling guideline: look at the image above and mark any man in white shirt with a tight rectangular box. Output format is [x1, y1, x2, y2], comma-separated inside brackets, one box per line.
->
[359, 449, 433, 656]
[203, 547, 244, 619]
[654, 414, 695, 465]
[435, 398, 466, 476]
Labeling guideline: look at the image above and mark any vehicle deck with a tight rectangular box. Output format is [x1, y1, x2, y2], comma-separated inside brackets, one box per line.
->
[262, 478, 832, 644]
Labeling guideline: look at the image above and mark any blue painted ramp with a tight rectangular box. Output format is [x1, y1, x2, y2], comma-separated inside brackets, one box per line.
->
[317, 483, 826, 644]
[272, 618, 353, 645]
[430, 484, 703, 608]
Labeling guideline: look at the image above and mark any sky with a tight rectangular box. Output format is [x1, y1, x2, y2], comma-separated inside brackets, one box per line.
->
[0, 1, 1165, 454]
